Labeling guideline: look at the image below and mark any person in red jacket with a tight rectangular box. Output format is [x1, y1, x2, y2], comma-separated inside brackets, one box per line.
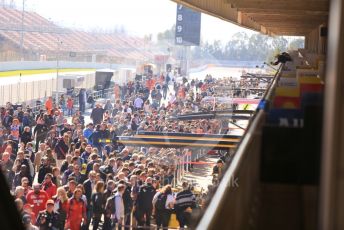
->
[41, 173, 57, 199]
[66, 188, 87, 230]
[26, 183, 49, 217]
[45, 97, 53, 115]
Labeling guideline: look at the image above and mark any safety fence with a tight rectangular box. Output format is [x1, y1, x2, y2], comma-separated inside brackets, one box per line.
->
[7, 87, 114, 116]
[173, 148, 214, 189]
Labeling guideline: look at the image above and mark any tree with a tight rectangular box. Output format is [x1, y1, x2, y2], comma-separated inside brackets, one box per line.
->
[271, 37, 288, 52]
[288, 38, 305, 50]
[157, 25, 176, 43]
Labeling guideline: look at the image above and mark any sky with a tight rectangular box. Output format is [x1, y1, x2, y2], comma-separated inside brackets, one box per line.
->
[11, 0, 256, 42]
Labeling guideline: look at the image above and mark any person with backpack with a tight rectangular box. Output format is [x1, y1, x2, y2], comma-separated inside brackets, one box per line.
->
[153, 185, 174, 230]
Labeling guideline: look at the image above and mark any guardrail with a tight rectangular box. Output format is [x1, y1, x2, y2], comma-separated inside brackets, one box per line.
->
[196, 64, 283, 229]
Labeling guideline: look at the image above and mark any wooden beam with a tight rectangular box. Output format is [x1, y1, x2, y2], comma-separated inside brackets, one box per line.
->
[232, 1, 329, 12]
[261, 22, 321, 27]
[252, 19, 326, 26]
[268, 29, 311, 35]
[247, 14, 328, 21]
[239, 9, 329, 16]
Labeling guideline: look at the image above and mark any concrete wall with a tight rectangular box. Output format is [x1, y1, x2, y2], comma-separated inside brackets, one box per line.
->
[0, 70, 97, 105]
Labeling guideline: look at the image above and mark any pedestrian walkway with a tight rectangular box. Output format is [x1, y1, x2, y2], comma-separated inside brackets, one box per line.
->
[181, 155, 218, 192]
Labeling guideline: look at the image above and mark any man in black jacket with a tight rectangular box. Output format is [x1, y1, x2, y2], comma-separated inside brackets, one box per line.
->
[36, 199, 59, 230]
[135, 177, 156, 228]
[54, 134, 69, 168]
[90, 104, 104, 125]
[38, 157, 52, 184]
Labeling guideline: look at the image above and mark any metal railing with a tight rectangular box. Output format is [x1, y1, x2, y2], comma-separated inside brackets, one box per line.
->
[196, 64, 283, 229]
[10, 87, 115, 116]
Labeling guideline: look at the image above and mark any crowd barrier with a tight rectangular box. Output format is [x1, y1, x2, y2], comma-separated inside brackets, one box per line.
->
[196, 64, 283, 229]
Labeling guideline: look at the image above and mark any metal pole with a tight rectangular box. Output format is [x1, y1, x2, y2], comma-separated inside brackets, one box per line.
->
[20, 0, 25, 61]
[186, 150, 189, 172]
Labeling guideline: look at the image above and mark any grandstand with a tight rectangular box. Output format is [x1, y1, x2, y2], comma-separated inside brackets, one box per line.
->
[0, 6, 155, 63]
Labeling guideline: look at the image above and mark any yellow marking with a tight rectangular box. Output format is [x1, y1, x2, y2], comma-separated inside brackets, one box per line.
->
[118, 140, 237, 148]
[0, 68, 95, 77]
[134, 135, 241, 142]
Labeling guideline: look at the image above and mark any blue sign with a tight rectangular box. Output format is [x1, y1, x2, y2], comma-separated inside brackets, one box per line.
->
[175, 4, 201, 46]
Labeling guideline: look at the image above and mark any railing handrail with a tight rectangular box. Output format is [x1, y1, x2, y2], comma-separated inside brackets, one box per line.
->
[261, 64, 283, 101]
[196, 64, 284, 229]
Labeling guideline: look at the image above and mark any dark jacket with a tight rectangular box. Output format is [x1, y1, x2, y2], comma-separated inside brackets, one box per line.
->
[136, 183, 156, 211]
[68, 172, 85, 185]
[105, 195, 116, 219]
[38, 164, 53, 184]
[91, 192, 106, 215]
[54, 138, 69, 160]
[83, 179, 93, 204]
[123, 185, 133, 213]
[175, 189, 196, 212]
[89, 131, 102, 147]
[90, 108, 104, 125]
[36, 210, 59, 230]
[20, 131, 32, 145]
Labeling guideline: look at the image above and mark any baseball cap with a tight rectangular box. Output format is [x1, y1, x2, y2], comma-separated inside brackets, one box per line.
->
[23, 204, 33, 210]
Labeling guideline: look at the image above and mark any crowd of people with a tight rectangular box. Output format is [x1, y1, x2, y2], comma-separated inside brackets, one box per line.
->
[0, 73, 230, 229]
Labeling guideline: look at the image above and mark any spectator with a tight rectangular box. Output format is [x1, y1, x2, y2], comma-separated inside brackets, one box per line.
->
[22, 214, 39, 230]
[91, 181, 105, 230]
[66, 188, 87, 230]
[66, 97, 74, 116]
[26, 183, 49, 217]
[45, 97, 53, 115]
[41, 173, 57, 199]
[90, 104, 104, 125]
[54, 133, 69, 168]
[53, 187, 69, 230]
[36, 199, 59, 230]
[175, 181, 196, 228]
[153, 184, 174, 230]
[37, 157, 52, 184]
[135, 177, 156, 228]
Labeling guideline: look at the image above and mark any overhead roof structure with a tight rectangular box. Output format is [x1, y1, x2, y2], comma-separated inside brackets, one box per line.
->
[172, 0, 329, 36]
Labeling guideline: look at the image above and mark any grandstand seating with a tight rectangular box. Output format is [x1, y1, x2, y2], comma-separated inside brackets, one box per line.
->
[0, 7, 155, 62]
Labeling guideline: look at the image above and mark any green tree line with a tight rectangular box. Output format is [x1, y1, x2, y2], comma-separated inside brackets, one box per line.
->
[157, 26, 304, 62]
